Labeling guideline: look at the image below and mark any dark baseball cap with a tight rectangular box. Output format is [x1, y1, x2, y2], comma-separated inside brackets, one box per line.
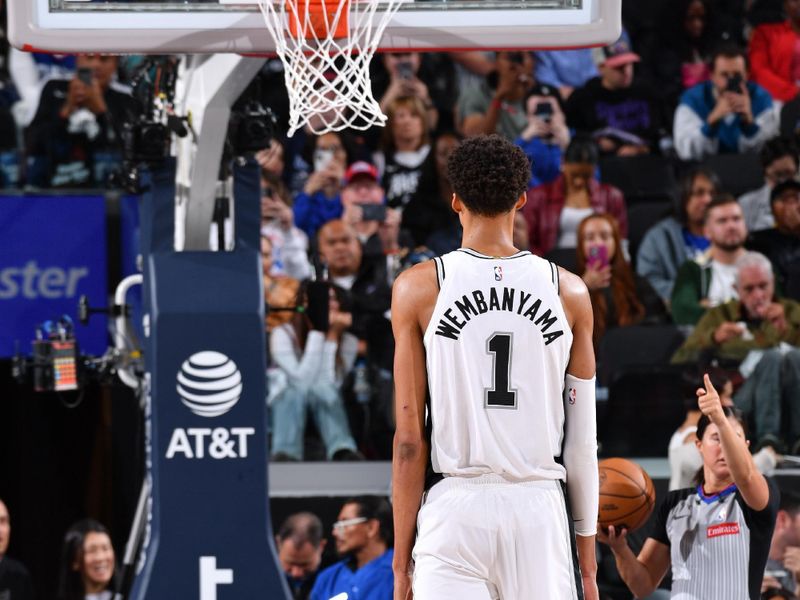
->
[770, 179, 800, 203]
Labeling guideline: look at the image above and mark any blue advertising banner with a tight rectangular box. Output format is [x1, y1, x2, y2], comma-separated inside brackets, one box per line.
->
[0, 195, 108, 357]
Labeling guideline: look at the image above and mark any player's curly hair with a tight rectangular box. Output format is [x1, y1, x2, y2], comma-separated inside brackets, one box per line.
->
[447, 134, 531, 217]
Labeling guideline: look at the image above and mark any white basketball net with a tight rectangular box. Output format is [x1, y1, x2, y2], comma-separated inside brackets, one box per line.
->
[257, 0, 407, 136]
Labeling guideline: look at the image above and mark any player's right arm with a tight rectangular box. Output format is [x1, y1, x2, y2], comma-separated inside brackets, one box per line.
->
[391, 263, 436, 600]
[599, 528, 670, 598]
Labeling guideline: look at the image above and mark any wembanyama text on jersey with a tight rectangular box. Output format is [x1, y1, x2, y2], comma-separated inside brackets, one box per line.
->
[424, 249, 573, 482]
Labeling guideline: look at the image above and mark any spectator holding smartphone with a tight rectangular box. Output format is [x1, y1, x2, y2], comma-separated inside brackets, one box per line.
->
[261, 171, 312, 281]
[514, 85, 570, 187]
[269, 281, 362, 461]
[674, 44, 778, 160]
[576, 213, 664, 349]
[26, 54, 137, 187]
[458, 51, 535, 139]
[292, 132, 349, 239]
[377, 53, 438, 131]
[340, 161, 403, 259]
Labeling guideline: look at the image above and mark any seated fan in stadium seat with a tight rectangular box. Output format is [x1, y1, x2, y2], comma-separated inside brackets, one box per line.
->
[575, 213, 666, 355]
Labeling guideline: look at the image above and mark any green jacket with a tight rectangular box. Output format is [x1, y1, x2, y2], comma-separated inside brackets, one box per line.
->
[671, 298, 800, 364]
[671, 256, 713, 326]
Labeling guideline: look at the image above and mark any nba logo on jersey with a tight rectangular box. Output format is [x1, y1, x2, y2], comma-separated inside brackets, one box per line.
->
[568, 387, 577, 405]
[494, 266, 503, 281]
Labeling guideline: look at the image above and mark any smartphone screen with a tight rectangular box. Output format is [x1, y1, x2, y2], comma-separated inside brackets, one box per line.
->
[77, 67, 93, 86]
[358, 203, 386, 222]
[587, 245, 609, 269]
[314, 148, 335, 172]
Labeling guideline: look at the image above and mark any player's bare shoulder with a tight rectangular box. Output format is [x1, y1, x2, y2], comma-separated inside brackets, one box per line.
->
[557, 266, 592, 329]
[391, 260, 440, 331]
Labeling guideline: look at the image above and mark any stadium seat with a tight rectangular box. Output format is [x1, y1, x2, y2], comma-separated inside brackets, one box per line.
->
[626, 201, 672, 266]
[597, 324, 685, 386]
[599, 155, 678, 200]
[543, 247, 578, 273]
[701, 152, 764, 197]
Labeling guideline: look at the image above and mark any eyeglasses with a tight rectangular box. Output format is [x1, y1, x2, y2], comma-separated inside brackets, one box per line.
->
[332, 517, 368, 532]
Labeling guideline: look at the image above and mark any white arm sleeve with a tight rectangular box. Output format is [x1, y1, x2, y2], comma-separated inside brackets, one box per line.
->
[563, 373, 599, 537]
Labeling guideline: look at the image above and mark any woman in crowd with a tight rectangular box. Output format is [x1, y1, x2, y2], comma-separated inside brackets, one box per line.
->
[575, 213, 664, 350]
[376, 95, 437, 214]
[268, 281, 361, 462]
[57, 519, 116, 600]
[601, 377, 779, 599]
[524, 136, 627, 256]
[292, 131, 350, 239]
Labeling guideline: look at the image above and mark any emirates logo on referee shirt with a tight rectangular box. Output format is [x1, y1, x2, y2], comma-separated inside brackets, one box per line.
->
[707, 522, 740, 538]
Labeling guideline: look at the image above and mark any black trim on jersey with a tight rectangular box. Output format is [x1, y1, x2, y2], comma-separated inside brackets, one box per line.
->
[457, 248, 532, 260]
[433, 257, 441, 290]
[556, 264, 561, 295]
[548, 261, 555, 286]
[559, 480, 585, 600]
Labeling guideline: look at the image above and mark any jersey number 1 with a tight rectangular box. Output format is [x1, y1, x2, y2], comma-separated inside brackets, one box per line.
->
[486, 333, 516, 408]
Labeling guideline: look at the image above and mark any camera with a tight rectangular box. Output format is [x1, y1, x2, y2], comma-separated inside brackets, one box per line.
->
[725, 73, 744, 93]
[228, 101, 277, 155]
[314, 148, 335, 172]
[122, 120, 171, 163]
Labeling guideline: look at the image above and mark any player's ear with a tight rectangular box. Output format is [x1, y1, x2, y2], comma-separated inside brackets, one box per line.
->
[451, 194, 463, 214]
[515, 193, 527, 211]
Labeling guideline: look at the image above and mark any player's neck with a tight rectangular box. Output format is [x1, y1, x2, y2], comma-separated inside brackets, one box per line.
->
[460, 215, 518, 258]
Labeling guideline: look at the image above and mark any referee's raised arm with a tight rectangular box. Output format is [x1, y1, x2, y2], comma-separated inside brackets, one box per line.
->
[697, 373, 770, 511]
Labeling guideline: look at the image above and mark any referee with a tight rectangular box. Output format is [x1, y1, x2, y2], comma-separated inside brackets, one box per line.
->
[599, 374, 779, 600]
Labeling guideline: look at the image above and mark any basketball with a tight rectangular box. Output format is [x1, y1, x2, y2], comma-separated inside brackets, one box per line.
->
[598, 458, 656, 533]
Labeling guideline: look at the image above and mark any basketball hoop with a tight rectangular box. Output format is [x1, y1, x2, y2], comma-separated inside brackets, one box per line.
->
[257, 0, 407, 136]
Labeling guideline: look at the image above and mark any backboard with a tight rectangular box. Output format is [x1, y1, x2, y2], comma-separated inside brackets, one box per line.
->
[8, 0, 621, 54]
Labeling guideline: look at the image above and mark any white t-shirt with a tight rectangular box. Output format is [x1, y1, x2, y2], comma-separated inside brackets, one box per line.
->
[707, 260, 739, 307]
[556, 206, 594, 248]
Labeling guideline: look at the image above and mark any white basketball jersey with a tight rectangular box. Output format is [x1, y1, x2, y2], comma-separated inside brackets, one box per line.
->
[423, 248, 573, 481]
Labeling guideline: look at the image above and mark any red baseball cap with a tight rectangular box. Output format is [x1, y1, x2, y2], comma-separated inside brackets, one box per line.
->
[344, 161, 379, 185]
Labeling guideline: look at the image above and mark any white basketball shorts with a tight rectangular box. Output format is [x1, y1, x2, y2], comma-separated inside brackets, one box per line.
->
[412, 474, 582, 600]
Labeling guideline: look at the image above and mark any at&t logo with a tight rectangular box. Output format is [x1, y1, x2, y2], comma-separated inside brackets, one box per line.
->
[166, 351, 254, 460]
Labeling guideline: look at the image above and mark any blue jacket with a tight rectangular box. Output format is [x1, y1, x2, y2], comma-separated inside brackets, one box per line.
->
[514, 136, 563, 188]
[310, 549, 393, 600]
[674, 80, 778, 160]
[293, 191, 343, 239]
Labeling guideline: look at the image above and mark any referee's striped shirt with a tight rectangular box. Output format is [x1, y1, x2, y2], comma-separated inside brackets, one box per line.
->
[650, 478, 779, 599]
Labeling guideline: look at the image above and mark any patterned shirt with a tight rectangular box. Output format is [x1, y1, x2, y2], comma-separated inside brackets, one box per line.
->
[650, 480, 779, 599]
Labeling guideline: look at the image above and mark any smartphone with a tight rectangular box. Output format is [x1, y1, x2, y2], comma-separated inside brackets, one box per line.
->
[305, 281, 331, 332]
[587, 245, 609, 269]
[313, 148, 335, 172]
[534, 101, 553, 121]
[725, 73, 743, 93]
[358, 203, 387, 222]
[396, 61, 413, 80]
[77, 67, 93, 86]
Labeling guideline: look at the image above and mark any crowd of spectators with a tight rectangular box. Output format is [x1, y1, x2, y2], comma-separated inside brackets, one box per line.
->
[6, 2, 800, 471]
[9, 3, 800, 599]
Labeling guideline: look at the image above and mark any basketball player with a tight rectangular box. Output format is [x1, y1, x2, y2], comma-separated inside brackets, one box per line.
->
[391, 134, 599, 600]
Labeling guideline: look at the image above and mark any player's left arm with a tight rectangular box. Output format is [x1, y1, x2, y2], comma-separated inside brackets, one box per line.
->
[559, 268, 599, 598]
[391, 265, 434, 600]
